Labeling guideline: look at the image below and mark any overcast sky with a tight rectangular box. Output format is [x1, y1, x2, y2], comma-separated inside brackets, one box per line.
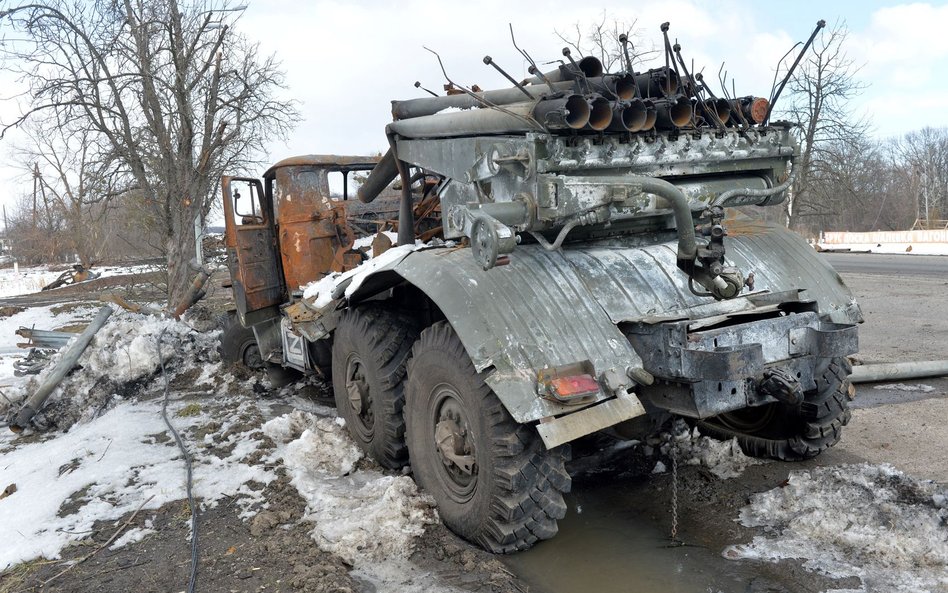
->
[1, 0, 946, 218]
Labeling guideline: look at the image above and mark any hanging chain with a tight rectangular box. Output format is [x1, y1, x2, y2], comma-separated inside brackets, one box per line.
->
[670, 437, 680, 542]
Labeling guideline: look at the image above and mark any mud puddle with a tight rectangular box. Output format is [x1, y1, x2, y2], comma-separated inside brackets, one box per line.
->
[502, 439, 854, 593]
[502, 476, 761, 593]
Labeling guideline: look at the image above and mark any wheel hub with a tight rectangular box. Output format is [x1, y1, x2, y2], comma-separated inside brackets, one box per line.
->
[344, 356, 374, 438]
[432, 393, 477, 497]
[241, 343, 264, 370]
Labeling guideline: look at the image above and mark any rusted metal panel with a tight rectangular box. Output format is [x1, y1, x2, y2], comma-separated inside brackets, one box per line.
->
[272, 165, 360, 290]
[221, 177, 286, 321]
[264, 154, 381, 178]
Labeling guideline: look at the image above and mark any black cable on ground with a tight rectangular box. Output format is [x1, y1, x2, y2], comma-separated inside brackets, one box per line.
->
[157, 326, 199, 593]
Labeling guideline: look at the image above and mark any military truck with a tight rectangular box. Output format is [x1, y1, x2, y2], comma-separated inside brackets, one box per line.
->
[220, 25, 860, 553]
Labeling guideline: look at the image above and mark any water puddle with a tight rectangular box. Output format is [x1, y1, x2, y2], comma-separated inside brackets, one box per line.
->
[503, 472, 779, 593]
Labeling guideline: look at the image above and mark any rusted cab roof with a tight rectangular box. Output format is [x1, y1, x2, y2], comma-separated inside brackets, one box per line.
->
[263, 154, 381, 178]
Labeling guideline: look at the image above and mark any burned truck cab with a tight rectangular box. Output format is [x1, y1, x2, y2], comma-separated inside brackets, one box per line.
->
[222, 155, 389, 326]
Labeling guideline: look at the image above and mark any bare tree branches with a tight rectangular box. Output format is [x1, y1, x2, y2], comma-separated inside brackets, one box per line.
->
[775, 20, 869, 232]
[0, 0, 299, 303]
[553, 12, 657, 72]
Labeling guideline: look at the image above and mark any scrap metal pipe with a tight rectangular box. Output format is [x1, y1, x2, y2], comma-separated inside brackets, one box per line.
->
[641, 100, 658, 131]
[391, 81, 575, 120]
[10, 306, 113, 432]
[730, 96, 769, 125]
[533, 94, 590, 129]
[524, 56, 603, 85]
[586, 73, 638, 101]
[586, 95, 613, 131]
[702, 98, 731, 125]
[635, 176, 698, 264]
[712, 173, 794, 208]
[654, 96, 693, 129]
[635, 67, 680, 98]
[608, 99, 648, 132]
[357, 148, 399, 204]
[387, 96, 591, 139]
[850, 360, 948, 384]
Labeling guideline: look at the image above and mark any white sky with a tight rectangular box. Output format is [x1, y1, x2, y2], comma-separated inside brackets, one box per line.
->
[1, 0, 946, 220]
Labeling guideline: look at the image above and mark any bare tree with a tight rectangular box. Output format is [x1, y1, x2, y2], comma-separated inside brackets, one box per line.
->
[776, 21, 869, 233]
[8, 119, 122, 266]
[0, 0, 299, 305]
[555, 13, 657, 72]
[895, 127, 948, 227]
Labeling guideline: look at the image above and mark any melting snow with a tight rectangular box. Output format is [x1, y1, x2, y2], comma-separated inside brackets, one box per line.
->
[0, 397, 275, 570]
[300, 243, 424, 309]
[662, 420, 766, 479]
[262, 411, 438, 567]
[724, 464, 948, 593]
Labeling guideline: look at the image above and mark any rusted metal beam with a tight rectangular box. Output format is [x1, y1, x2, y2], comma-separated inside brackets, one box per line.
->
[10, 306, 113, 432]
[850, 360, 948, 383]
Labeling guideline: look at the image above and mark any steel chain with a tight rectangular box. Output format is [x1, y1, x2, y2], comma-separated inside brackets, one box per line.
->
[670, 437, 679, 541]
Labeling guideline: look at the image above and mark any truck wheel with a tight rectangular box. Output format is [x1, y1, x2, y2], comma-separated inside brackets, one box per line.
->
[405, 322, 571, 553]
[220, 314, 264, 370]
[331, 306, 418, 469]
[698, 358, 854, 461]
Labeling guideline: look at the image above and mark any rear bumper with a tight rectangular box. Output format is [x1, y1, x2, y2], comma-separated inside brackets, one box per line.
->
[626, 304, 858, 418]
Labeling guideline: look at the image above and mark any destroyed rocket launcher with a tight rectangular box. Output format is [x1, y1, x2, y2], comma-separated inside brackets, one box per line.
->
[358, 22, 819, 301]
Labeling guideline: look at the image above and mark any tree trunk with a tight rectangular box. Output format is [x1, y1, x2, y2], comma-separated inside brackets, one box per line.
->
[166, 202, 199, 308]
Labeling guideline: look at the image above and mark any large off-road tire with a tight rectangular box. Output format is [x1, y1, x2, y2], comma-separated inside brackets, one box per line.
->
[331, 305, 419, 469]
[698, 358, 855, 461]
[219, 313, 265, 370]
[405, 322, 571, 553]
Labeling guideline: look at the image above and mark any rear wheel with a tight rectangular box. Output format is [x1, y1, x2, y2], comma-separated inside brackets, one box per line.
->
[405, 321, 571, 553]
[331, 306, 418, 469]
[699, 358, 855, 461]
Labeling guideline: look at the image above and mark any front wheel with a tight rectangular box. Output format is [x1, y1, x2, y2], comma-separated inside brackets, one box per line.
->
[699, 358, 855, 461]
[405, 321, 571, 553]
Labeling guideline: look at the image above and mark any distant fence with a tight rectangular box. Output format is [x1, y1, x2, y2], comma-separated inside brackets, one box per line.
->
[822, 229, 948, 244]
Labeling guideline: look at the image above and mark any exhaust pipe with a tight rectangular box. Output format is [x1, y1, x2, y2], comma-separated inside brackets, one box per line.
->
[654, 96, 693, 129]
[586, 95, 613, 131]
[635, 67, 680, 98]
[607, 99, 649, 132]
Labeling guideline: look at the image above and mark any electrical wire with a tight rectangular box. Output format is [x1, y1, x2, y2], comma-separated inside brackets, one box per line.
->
[157, 327, 199, 593]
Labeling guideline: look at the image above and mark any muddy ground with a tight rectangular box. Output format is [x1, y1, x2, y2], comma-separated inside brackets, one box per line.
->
[1, 263, 946, 593]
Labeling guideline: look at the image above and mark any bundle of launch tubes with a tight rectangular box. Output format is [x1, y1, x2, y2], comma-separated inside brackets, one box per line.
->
[387, 38, 770, 139]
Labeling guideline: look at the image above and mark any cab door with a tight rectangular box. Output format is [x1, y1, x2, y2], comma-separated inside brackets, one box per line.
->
[222, 176, 286, 325]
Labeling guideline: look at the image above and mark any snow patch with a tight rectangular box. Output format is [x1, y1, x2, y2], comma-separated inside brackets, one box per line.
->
[109, 527, 156, 550]
[263, 411, 438, 567]
[1, 310, 222, 430]
[724, 464, 948, 593]
[300, 243, 422, 308]
[0, 397, 276, 570]
[663, 420, 766, 479]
